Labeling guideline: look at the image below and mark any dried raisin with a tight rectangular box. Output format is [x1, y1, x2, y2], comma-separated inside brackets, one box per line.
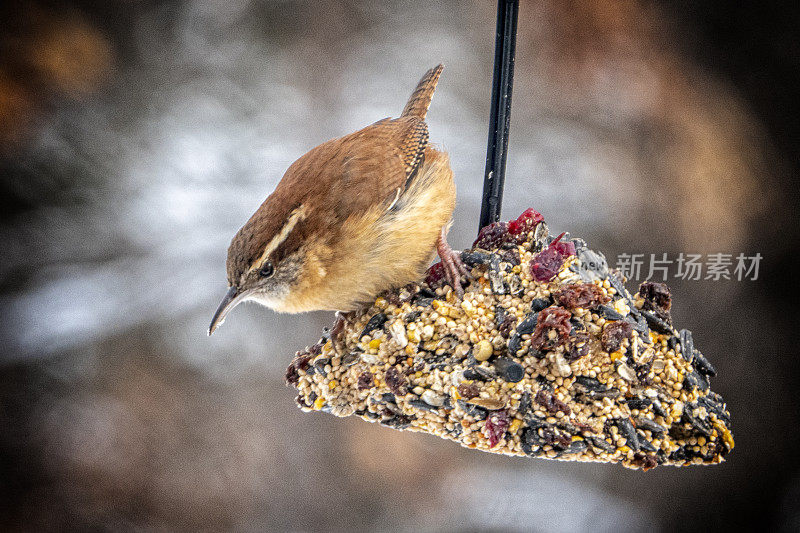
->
[385, 366, 407, 395]
[601, 321, 633, 352]
[535, 389, 571, 414]
[457, 382, 480, 399]
[566, 332, 591, 361]
[285, 354, 312, 386]
[553, 283, 610, 309]
[639, 281, 672, 321]
[531, 307, 572, 351]
[473, 221, 510, 250]
[357, 371, 375, 390]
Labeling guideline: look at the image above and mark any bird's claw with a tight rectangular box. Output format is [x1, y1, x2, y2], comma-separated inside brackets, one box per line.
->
[440, 248, 471, 299]
[436, 227, 471, 299]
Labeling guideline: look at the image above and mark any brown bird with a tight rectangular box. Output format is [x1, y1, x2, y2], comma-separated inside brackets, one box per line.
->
[208, 64, 467, 337]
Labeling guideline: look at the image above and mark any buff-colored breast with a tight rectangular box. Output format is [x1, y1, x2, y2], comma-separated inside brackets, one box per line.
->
[274, 147, 455, 313]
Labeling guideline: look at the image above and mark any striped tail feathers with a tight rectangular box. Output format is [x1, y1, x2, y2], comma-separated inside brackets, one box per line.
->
[401, 64, 444, 120]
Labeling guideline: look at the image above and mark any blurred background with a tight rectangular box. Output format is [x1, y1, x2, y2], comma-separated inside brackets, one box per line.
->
[1, 0, 798, 531]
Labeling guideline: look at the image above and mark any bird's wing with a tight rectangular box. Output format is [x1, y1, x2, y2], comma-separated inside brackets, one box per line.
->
[333, 116, 430, 218]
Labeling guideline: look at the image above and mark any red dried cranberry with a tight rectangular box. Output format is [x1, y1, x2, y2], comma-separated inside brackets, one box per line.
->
[485, 409, 510, 448]
[425, 262, 445, 288]
[531, 307, 572, 351]
[508, 208, 544, 241]
[530, 247, 562, 282]
[553, 283, 610, 309]
[384, 366, 407, 395]
[534, 389, 571, 414]
[601, 320, 633, 352]
[550, 233, 576, 257]
[473, 221, 509, 250]
[530, 233, 576, 282]
[357, 371, 375, 390]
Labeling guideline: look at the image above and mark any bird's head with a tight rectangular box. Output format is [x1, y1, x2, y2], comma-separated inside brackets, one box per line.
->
[208, 203, 311, 335]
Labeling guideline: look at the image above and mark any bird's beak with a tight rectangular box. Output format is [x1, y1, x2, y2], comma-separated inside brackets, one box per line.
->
[208, 286, 248, 336]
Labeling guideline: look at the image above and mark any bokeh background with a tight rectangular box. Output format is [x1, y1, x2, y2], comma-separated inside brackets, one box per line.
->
[1, 1, 799, 531]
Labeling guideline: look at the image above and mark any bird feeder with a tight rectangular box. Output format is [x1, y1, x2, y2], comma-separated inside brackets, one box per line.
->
[284, 0, 733, 470]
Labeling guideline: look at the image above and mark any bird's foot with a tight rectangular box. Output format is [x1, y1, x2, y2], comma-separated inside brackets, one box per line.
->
[436, 228, 470, 299]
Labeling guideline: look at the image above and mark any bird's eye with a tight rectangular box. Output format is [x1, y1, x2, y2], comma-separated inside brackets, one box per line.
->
[259, 261, 275, 278]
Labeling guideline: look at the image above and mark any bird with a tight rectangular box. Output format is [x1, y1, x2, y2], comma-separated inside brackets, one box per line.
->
[208, 64, 468, 338]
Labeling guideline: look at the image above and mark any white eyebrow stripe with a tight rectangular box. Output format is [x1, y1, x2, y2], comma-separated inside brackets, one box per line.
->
[247, 204, 307, 275]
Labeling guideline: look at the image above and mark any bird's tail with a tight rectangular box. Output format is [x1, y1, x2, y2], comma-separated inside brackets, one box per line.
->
[401, 64, 444, 120]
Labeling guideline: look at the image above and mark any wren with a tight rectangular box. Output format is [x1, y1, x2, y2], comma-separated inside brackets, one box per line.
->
[209, 65, 467, 336]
